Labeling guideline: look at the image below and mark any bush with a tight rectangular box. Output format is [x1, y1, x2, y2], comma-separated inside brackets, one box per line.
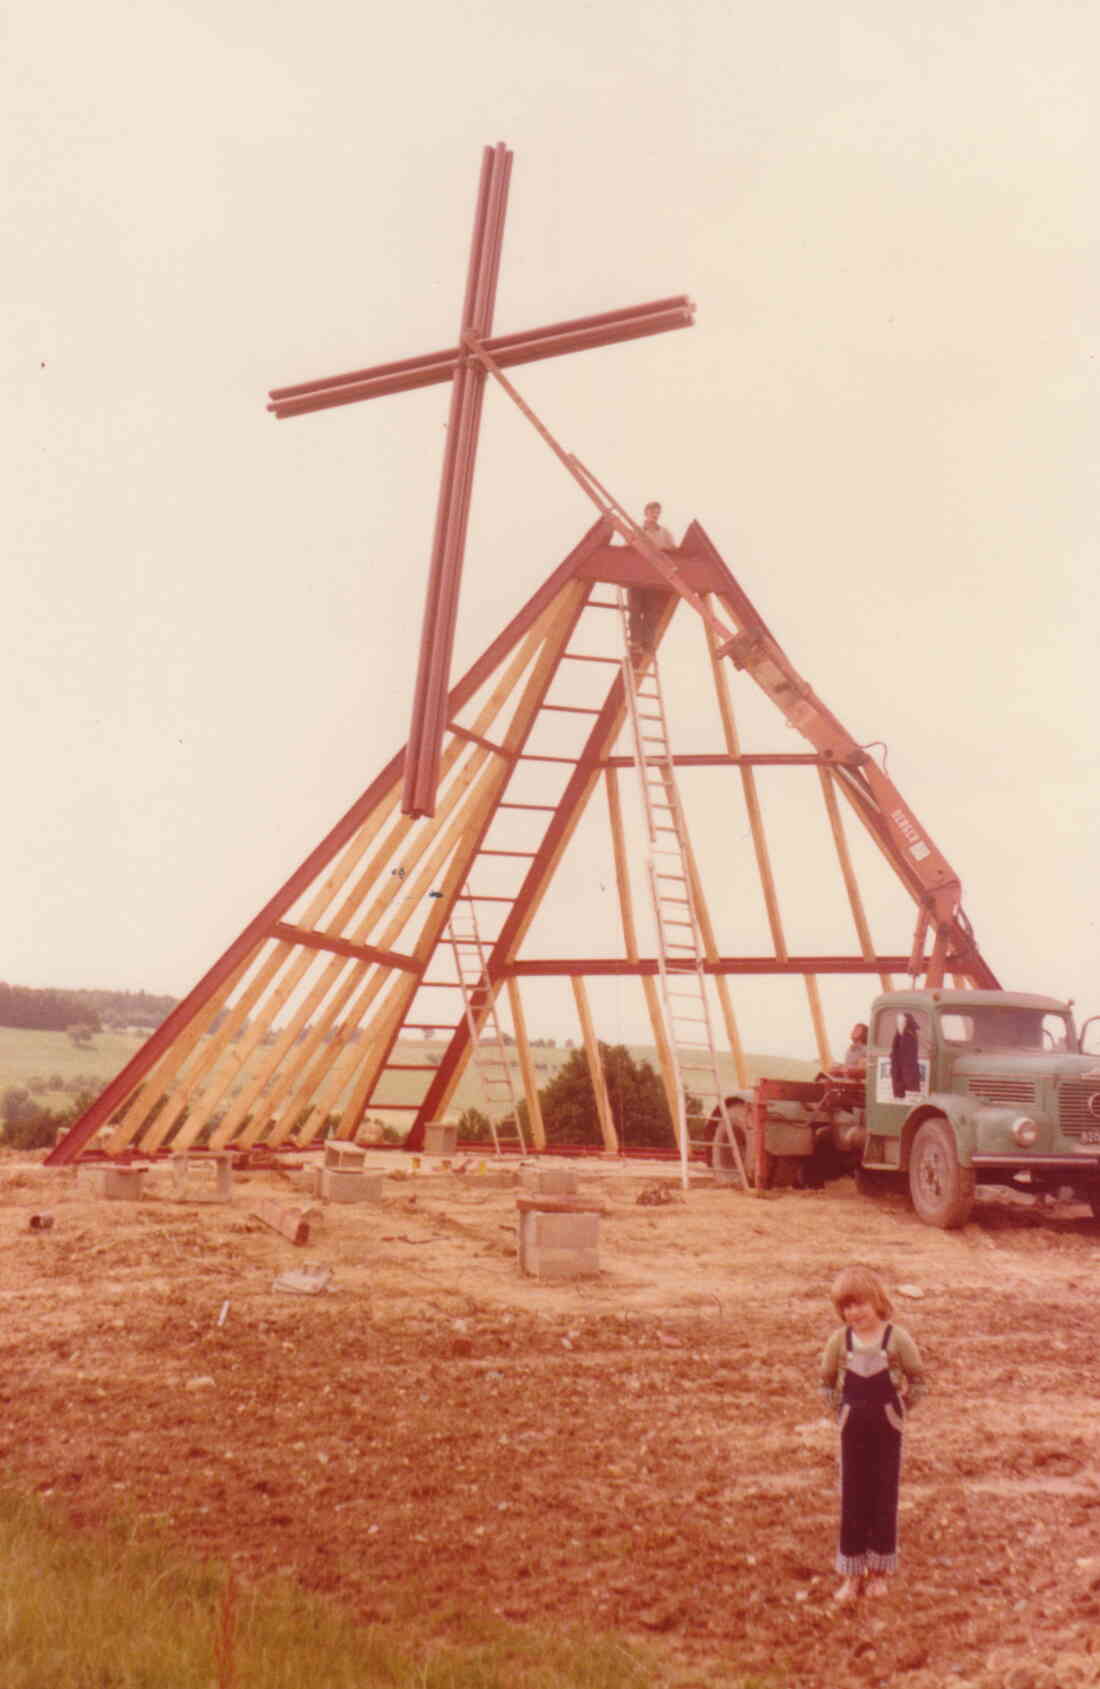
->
[518, 1042, 696, 1150]
[4, 1111, 61, 1151]
[456, 1107, 493, 1142]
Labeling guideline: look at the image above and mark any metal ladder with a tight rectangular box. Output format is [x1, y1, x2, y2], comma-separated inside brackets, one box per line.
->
[445, 888, 527, 1155]
[619, 599, 748, 1190]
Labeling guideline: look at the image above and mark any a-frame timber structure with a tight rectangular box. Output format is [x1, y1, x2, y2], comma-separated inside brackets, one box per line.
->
[49, 518, 996, 1167]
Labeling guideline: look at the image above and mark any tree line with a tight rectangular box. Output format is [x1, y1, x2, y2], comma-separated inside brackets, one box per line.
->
[0, 984, 178, 1035]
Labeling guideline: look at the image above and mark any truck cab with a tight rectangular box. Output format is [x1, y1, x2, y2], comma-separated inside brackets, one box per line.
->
[863, 988, 1100, 1226]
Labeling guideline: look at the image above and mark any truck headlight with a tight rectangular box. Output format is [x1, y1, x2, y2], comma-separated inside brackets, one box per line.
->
[1011, 1117, 1039, 1147]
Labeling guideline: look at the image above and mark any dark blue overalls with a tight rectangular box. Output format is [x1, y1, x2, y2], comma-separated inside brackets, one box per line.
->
[837, 1323, 904, 1575]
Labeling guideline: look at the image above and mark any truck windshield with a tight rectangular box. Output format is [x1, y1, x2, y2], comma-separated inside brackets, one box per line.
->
[938, 1008, 1072, 1052]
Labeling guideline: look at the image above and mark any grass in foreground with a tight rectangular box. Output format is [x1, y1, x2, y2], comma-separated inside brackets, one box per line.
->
[0, 1486, 782, 1689]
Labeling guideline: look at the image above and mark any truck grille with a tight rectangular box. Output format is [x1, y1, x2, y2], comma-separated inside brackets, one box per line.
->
[965, 1077, 1036, 1107]
[1059, 1082, 1100, 1136]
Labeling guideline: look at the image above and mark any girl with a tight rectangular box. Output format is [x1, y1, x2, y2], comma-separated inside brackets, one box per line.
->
[820, 1265, 925, 1604]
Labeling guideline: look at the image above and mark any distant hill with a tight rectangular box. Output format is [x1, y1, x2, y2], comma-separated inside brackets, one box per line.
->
[0, 983, 178, 1035]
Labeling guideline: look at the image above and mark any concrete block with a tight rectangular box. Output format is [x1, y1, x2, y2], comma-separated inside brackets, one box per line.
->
[324, 1141, 366, 1172]
[423, 1122, 459, 1156]
[102, 1165, 149, 1202]
[171, 1152, 233, 1202]
[319, 1167, 383, 1205]
[516, 1195, 603, 1280]
[521, 1167, 579, 1198]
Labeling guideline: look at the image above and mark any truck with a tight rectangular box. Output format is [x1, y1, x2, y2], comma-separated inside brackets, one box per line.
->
[709, 988, 1100, 1229]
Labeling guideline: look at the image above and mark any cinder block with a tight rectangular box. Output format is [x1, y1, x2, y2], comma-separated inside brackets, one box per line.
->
[319, 1167, 383, 1204]
[516, 1197, 603, 1279]
[102, 1165, 148, 1202]
[324, 1141, 366, 1172]
[423, 1122, 459, 1156]
[522, 1167, 579, 1197]
[171, 1152, 233, 1202]
[473, 1168, 519, 1188]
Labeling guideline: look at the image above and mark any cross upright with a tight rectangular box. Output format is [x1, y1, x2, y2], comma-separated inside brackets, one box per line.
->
[268, 143, 695, 818]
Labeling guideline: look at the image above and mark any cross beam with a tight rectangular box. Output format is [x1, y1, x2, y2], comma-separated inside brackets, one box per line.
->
[268, 142, 695, 819]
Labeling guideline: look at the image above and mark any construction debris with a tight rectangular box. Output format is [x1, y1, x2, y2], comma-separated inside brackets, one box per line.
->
[251, 1198, 313, 1246]
[272, 1266, 333, 1295]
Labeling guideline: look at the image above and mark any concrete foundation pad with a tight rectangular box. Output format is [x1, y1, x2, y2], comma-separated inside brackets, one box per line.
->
[102, 1165, 149, 1202]
[324, 1142, 366, 1173]
[319, 1167, 384, 1204]
[516, 1194, 604, 1279]
[423, 1122, 459, 1156]
[171, 1152, 233, 1202]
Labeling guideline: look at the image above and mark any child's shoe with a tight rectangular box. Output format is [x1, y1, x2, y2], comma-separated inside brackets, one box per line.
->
[833, 1577, 860, 1605]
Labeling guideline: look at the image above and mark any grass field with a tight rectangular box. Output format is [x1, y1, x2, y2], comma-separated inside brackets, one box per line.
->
[0, 1024, 814, 1127]
[0, 1486, 741, 1689]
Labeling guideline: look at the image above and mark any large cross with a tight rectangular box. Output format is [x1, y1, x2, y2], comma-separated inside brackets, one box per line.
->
[268, 142, 695, 818]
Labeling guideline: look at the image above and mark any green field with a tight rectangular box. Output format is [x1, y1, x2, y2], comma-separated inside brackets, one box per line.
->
[0, 1485, 742, 1689]
[0, 1024, 813, 1129]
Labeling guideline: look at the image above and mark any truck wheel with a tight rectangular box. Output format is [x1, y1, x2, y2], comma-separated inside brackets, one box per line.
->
[709, 1101, 771, 1189]
[908, 1117, 975, 1229]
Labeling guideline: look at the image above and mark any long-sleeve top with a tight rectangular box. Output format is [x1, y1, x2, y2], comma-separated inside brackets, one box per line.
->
[820, 1323, 926, 1413]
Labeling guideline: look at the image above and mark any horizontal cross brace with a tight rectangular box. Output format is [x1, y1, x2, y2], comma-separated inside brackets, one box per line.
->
[449, 723, 511, 757]
[504, 955, 923, 977]
[270, 922, 417, 972]
[268, 296, 694, 420]
[603, 752, 835, 768]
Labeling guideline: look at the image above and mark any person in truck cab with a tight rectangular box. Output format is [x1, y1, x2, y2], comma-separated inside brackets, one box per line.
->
[844, 1024, 869, 1068]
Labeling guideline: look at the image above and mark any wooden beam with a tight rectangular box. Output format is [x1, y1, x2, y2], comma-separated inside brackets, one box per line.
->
[507, 978, 546, 1152]
[605, 766, 679, 1124]
[572, 976, 618, 1153]
[818, 766, 893, 993]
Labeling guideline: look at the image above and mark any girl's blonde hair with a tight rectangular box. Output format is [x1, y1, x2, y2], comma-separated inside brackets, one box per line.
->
[830, 1264, 892, 1319]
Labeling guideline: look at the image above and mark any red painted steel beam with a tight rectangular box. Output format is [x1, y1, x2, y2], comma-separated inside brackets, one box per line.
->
[402, 143, 512, 819]
[270, 296, 691, 403]
[266, 299, 695, 419]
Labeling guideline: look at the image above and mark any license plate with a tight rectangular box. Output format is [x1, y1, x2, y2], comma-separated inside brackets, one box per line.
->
[1079, 1129, 1100, 1145]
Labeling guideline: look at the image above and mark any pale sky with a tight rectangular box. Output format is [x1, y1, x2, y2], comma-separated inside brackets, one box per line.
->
[5, 0, 1098, 1056]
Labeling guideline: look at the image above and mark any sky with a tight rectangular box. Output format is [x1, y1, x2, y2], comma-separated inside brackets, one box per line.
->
[4, 0, 1098, 1057]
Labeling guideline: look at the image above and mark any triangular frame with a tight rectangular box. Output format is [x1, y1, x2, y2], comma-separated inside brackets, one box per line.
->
[49, 518, 996, 1165]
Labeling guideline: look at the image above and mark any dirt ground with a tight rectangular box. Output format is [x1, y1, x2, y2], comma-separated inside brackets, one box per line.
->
[2, 1149, 1099, 1689]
